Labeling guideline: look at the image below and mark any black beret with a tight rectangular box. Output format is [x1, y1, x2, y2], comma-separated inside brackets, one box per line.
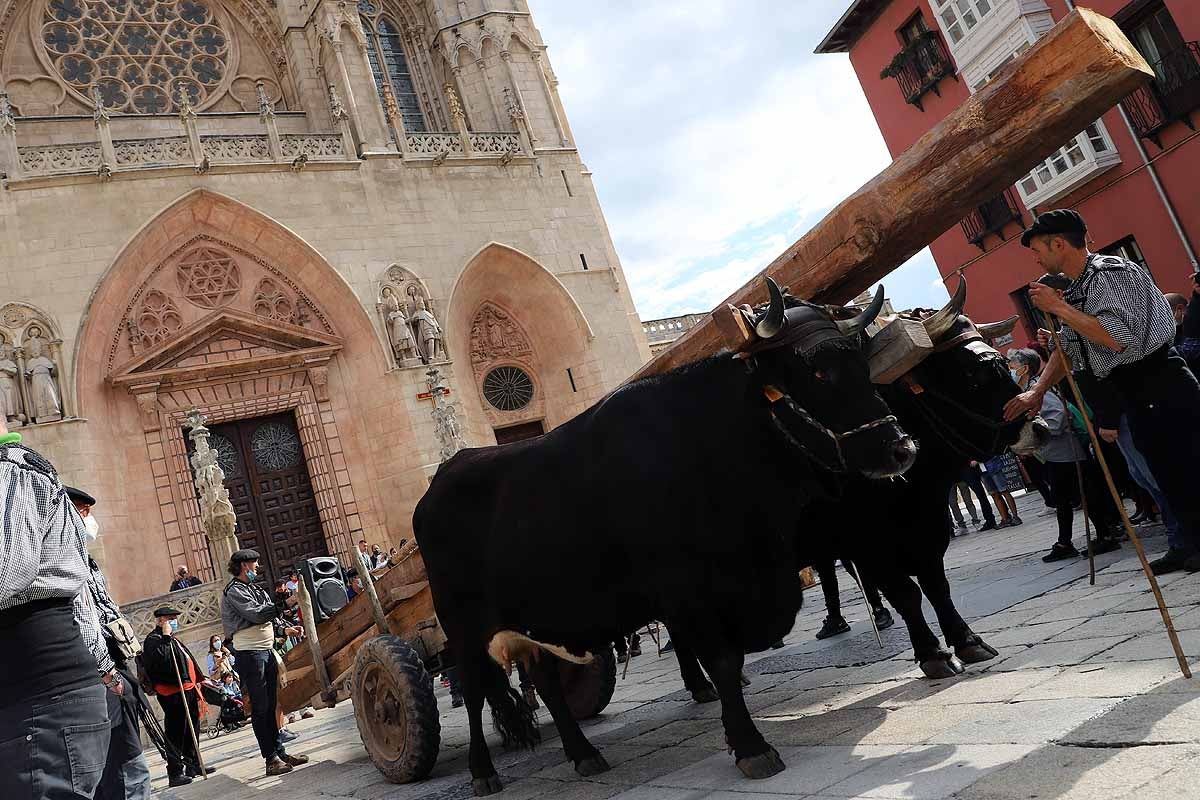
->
[154, 605, 183, 617]
[1021, 209, 1087, 247]
[64, 486, 96, 506]
[230, 548, 260, 563]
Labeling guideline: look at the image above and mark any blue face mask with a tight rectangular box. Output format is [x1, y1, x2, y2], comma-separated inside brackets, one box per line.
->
[1010, 369, 1020, 382]
[246, 570, 257, 582]
[168, 619, 179, 633]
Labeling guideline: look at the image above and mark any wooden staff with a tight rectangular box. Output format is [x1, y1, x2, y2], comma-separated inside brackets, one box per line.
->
[1041, 315, 1190, 678]
[169, 637, 210, 779]
[296, 578, 334, 705]
[1074, 461, 1096, 585]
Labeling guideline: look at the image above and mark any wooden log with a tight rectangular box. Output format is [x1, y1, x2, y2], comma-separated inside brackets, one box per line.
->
[631, 8, 1151, 382]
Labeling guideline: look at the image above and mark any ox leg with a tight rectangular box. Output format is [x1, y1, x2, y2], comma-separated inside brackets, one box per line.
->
[670, 638, 718, 703]
[694, 645, 784, 779]
[526, 657, 609, 777]
[917, 566, 997, 665]
[460, 657, 504, 796]
[875, 572, 963, 679]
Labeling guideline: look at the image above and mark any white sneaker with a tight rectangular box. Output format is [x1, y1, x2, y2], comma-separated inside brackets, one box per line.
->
[1037, 506, 1056, 517]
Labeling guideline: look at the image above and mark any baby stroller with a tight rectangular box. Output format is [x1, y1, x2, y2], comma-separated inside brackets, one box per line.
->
[208, 695, 247, 739]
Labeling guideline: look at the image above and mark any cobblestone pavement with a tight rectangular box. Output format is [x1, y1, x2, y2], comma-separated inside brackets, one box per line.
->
[152, 494, 1200, 799]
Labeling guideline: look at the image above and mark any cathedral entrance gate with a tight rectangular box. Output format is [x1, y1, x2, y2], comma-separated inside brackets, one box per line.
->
[191, 412, 326, 584]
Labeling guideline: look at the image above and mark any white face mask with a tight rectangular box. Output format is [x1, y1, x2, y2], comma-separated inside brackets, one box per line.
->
[83, 514, 100, 542]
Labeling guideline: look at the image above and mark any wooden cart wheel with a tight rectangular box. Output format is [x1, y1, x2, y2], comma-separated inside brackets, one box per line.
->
[351, 634, 441, 783]
[561, 646, 617, 720]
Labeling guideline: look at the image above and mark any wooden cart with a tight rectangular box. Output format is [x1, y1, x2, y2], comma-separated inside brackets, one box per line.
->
[277, 551, 617, 784]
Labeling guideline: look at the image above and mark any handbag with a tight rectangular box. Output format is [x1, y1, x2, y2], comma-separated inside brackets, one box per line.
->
[199, 678, 226, 705]
[105, 617, 143, 661]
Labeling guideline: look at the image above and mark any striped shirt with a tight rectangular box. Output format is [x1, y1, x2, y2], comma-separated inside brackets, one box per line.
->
[1054, 254, 1177, 379]
[1, 442, 114, 674]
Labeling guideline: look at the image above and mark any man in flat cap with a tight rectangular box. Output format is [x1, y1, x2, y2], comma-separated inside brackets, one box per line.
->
[1005, 209, 1200, 571]
[0, 422, 116, 799]
[221, 549, 308, 776]
[67, 485, 153, 800]
[141, 605, 210, 786]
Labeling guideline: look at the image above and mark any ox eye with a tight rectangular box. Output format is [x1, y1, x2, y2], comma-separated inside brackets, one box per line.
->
[814, 370, 829, 382]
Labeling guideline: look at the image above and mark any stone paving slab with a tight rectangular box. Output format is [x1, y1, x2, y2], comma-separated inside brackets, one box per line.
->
[149, 496, 1200, 800]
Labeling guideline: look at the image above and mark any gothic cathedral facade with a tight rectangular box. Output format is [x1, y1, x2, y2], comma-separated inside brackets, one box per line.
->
[0, 0, 650, 602]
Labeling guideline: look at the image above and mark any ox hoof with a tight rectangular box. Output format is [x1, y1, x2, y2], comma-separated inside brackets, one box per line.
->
[955, 640, 999, 664]
[575, 754, 611, 777]
[690, 685, 720, 704]
[919, 653, 966, 679]
[472, 775, 504, 796]
[736, 747, 786, 780]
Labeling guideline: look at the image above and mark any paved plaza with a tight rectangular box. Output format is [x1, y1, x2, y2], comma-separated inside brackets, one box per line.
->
[152, 494, 1200, 800]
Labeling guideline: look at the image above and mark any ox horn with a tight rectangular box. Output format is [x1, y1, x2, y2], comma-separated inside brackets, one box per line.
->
[976, 315, 1019, 341]
[835, 285, 886, 337]
[923, 276, 967, 341]
[755, 277, 787, 339]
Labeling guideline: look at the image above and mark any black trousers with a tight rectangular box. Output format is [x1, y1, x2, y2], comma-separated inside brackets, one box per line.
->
[961, 466, 997, 524]
[234, 648, 283, 761]
[95, 690, 151, 800]
[816, 558, 882, 618]
[1111, 349, 1200, 551]
[1046, 459, 1119, 547]
[156, 690, 200, 778]
[1020, 455, 1055, 507]
[0, 683, 109, 800]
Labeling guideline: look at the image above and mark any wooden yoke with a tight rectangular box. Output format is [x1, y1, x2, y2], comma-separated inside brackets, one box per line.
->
[631, 8, 1151, 382]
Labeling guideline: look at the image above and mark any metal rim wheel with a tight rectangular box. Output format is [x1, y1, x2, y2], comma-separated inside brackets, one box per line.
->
[351, 634, 441, 783]
[561, 646, 617, 720]
[207, 722, 221, 740]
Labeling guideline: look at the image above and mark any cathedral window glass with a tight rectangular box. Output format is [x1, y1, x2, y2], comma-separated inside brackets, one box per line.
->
[359, 10, 426, 132]
[39, 0, 233, 113]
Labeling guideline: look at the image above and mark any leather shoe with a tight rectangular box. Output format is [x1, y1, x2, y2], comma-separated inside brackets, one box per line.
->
[168, 774, 193, 787]
[1151, 548, 1192, 575]
[186, 765, 216, 777]
[1183, 553, 1200, 573]
[265, 757, 293, 776]
[280, 752, 309, 767]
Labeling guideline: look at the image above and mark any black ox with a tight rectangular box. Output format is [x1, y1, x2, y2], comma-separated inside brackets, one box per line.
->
[414, 279, 916, 795]
[672, 278, 1049, 696]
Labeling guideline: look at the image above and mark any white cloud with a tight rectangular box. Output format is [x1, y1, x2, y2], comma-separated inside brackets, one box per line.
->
[530, 0, 949, 320]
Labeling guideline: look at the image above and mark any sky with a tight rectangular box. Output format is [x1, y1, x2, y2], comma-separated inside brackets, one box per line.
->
[529, 0, 952, 321]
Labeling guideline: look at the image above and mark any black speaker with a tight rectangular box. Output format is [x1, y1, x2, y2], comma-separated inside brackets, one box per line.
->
[300, 556, 349, 622]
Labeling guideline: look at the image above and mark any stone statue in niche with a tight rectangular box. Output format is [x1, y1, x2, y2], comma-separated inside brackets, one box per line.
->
[23, 326, 62, 424]
[411, 299, 445, 364]
[0, 336, 24, 426]
[378, 286, 420, 365]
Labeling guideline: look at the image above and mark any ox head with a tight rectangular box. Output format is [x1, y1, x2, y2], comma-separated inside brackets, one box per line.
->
[743, 278, 917, 478]
[899, 277, 1049, 458]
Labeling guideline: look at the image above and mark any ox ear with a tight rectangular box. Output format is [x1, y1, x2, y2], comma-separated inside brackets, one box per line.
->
[923, 276, 967, 341]
[976, 315, 1019, 341]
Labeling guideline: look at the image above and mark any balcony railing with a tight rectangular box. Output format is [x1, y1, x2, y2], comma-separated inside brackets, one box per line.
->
[882, 32, 957, 111]
[1123, 41, 1200, 145]
[960, 188, 1024, 250]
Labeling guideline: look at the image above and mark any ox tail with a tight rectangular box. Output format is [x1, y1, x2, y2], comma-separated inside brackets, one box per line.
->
[482, 659, 541, 749]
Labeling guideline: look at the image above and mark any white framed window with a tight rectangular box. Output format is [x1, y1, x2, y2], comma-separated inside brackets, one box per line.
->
[934, 0, 995, 45]
[1016, 122, 1120, 208]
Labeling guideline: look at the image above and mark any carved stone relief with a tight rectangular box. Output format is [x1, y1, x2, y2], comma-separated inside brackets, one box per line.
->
[251, 277, 296, 324]
[0, 302, 70, 426]
[129, 289, 183, 355]
[176, 246, 241, 309]
[469, 301, 531, 366]
[376, 264, 446, 367]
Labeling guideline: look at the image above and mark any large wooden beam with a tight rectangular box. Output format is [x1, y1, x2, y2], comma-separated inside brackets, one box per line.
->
[632, 8, 1151, 381]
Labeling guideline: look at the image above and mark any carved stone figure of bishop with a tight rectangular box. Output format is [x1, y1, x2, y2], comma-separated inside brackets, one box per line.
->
[0, 339, 23, 426]
[24, 326, 62, 424]
[411, 299, 445, 364]
[378, 287, 419, 364]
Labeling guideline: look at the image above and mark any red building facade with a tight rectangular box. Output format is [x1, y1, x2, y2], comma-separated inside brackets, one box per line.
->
[817, 0, 1200, 348]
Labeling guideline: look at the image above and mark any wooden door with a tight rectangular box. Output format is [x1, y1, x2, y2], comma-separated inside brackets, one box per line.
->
[494, 420, 544, 445]
[198, 412, 326, 584]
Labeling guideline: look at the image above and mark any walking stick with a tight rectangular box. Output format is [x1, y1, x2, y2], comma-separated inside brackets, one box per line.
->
[847, 568, 883, 648]
[169, 637, 210, 779]
[1040, 313, 1190, 679]
[1074, 462, 1096, 586]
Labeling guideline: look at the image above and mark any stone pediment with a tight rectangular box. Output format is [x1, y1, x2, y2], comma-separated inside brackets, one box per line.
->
[110, 309, 342, 389]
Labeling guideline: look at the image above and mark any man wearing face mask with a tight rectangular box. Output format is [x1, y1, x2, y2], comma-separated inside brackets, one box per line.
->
[68, 486, 153, 800]
[221, 549, 307, 777]
[140, 606, 208, 786]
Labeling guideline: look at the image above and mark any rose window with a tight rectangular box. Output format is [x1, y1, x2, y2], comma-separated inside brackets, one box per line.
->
[39, 0, 235, 114]
[250, 422, 302, 472]
[482, 366, 534, 412]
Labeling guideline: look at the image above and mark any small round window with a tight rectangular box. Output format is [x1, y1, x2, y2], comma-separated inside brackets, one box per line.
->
[482, 366, 534, 411]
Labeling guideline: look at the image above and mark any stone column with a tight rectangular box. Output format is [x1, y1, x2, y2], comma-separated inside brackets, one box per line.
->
[90, 86, 117, 173]
[426, 368, 467, 462]
[500, 50, 537, 145]
[445, 82, 474, 157]
[186, 409, 239, 571]
[257, 81, 283, 161]
[531, 50, 571, 147]
[0, 92, 21, 180]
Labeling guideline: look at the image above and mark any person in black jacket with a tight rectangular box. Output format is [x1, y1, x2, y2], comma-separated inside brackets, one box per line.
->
[1173, 275, 1200, 375]
[140, 605, 209, 786]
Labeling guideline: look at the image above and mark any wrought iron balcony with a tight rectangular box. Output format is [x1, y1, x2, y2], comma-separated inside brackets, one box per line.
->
[1123, 41, 1200, 146]
[960, 188, 1024, 250]
[881, 32, 957, 111]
